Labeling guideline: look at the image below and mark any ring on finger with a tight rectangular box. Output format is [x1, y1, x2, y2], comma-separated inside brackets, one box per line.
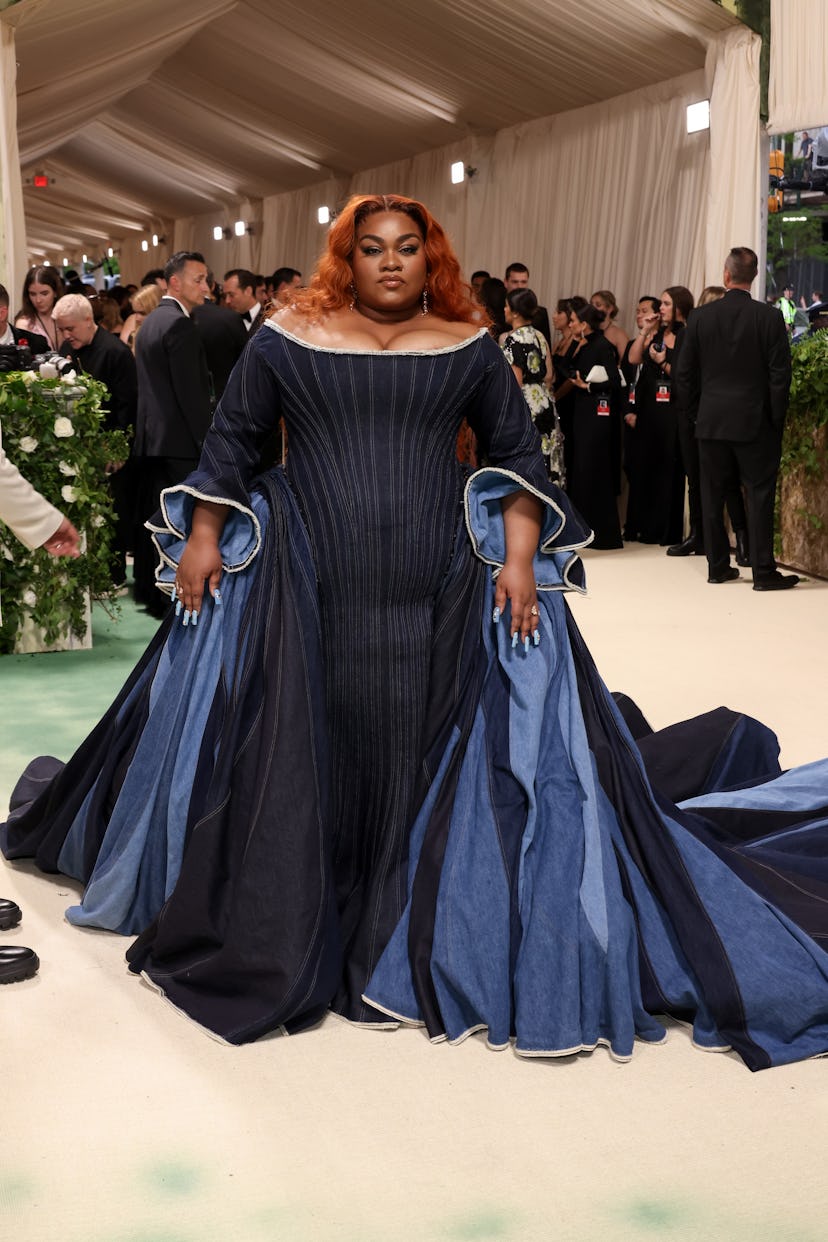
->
[530, 605, 539, 616]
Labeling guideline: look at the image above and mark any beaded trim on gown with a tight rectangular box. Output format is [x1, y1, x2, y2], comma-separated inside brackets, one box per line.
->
[4, 322, 828, 1068]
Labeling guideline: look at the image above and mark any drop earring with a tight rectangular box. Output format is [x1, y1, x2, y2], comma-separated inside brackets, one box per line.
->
[349, 282, 357, 312]
[422, 286, 429, 316]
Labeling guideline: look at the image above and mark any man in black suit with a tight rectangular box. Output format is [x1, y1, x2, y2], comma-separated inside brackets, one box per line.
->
[222, 268, 262, 333]
[192, 271, 248, 402]
[0, 283, 48, 357]
[678, 246, 796, 591]
[133, 251, 213, 616]
[504, 261, 551, 347]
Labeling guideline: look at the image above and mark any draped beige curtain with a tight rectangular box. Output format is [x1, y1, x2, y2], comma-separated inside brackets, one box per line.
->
[767, 0, 828, 132]
[0, 17, 27, 305]
[256, 71, 712, 330]
[704, 25, 763, 290]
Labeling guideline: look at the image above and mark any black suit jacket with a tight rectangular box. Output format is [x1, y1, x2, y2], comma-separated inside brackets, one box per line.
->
[677, 289, 791, 441]
[60, 327, 137, 433]
[11, 325, 49, 355]
[134, 298, 212, 458]
[192, 302, 248, 400]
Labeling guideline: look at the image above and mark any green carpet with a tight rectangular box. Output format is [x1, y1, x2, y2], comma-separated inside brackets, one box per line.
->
[0, 594, 161, 804]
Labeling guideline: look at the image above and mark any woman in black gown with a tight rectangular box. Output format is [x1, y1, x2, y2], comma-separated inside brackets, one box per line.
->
[622, 295, 685, 545]
[6, 196, 828, 1068]
[565, 302, 624, 549]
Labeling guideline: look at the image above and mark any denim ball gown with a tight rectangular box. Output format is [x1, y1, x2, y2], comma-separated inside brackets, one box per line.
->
[4, 321, 828, 1069]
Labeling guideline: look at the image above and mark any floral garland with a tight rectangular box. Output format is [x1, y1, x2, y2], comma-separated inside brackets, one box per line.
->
[0, 364, 130, 653]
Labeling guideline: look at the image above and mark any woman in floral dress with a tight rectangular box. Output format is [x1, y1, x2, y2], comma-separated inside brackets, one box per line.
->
[501, 288, 564, 484]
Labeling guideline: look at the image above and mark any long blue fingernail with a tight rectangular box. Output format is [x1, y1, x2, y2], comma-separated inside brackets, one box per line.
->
[524, 636, 530, 653]
[175, 600, 182, 616]
[511, 631, 518, 648]
[213, 589, 222, 605]
[191, 610, 198, 627]
[171, 585, 177, 602]
[183, 610, 190, 627]
[533, 631, 540, 646]
[492, 606, 500, 623]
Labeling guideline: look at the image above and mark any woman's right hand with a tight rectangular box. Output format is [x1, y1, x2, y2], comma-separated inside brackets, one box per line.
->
[175, 536, 223, 621]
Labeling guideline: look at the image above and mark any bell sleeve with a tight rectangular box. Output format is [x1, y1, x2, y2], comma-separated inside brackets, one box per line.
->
[148, 334, 283, 592]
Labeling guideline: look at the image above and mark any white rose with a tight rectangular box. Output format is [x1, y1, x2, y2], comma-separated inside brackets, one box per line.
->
[21, 371, 37, 385]
[61, 485, 77, 503]
[58, 460, 77, 476]
[19, 436, 38, 453]
[39, 361, 59, 379]
[23, 590, 37, 607]
[54, 417, 75, 438]
[92, 514, 105, 528]
[60, 370, 77, 383]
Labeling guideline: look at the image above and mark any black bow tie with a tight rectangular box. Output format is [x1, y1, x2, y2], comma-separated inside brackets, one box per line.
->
[243, 309, 254, 324]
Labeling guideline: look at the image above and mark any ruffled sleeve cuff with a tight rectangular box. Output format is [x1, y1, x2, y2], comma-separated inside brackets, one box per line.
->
[464, 467, 593, 593]
[147, 481, 264, 595]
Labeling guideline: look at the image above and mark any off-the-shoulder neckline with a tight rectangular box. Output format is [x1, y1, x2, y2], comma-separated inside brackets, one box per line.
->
[264, 319, 489, 356]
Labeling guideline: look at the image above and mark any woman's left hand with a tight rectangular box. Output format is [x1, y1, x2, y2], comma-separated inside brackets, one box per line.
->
[494, 559, 539, 649]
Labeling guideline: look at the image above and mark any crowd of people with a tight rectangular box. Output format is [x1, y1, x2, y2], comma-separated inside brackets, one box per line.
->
[477, 256, 801, 590]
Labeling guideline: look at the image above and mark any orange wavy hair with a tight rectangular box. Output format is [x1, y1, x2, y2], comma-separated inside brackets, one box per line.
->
[290, 193, 480, 324]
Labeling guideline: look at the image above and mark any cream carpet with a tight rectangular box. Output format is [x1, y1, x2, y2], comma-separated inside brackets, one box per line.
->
[3, 545, 827, 1242]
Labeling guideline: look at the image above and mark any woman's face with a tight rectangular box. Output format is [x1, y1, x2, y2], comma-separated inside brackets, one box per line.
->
[552, 307, 568, 330]
[659, 293, 673, 325]
[350, 211, 428, 319]
[29, 280, 56, 315]
[635, 300, 656, 330]
[590, 295, 610, 324]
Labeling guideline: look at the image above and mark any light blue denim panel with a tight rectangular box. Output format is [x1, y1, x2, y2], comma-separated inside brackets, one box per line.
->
[679, 757, 828, 813]
[60, 496, 269, 934]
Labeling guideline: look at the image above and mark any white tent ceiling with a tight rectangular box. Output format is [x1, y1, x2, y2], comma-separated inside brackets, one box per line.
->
[7, 0, 740, 260]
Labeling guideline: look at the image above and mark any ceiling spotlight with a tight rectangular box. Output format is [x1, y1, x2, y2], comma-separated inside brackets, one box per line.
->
[234, 220, 246, 237]
[152, 233, 159, 247]
[450, 161, 465, 184]
[317, 205, 330, 225]
[141, 239, 149, 252]
[82, 254, 88, 263]
[686, 100, 710, 134]
[213, 225, 223, 241]
[107, 247, 114, 258]
[62, 258, 68, 266]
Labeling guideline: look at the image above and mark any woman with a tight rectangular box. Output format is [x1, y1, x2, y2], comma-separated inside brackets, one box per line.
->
[566, 302, 624, 548]
[120, 284, 162, 352]
[590, 289, 629, 359]
[6, 195, 828, 1070]
[550, 296, 587, 483]
[622, 295, 685, 544]
[501, 288, 563, 482]
[479, 275, 507, 340]
[14, 265, 62, 351]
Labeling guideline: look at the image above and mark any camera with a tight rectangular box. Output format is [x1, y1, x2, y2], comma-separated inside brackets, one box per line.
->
[0, 342, 34, 373]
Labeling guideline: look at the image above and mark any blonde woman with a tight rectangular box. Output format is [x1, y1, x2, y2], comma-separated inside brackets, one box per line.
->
[120, 284, 162, 351]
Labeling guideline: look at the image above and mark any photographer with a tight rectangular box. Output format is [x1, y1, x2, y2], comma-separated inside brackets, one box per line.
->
[0, 283, 48, 365]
